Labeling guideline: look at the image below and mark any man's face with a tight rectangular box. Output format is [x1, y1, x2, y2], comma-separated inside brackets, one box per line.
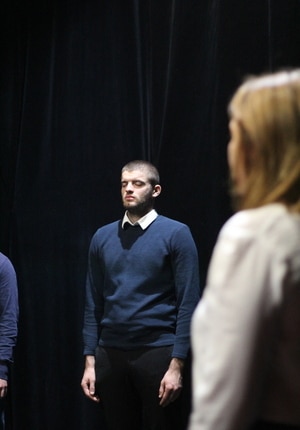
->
[121, 169, 160, 216]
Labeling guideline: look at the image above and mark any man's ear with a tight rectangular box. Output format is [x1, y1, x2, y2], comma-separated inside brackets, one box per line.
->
[152, 184, 162, 198]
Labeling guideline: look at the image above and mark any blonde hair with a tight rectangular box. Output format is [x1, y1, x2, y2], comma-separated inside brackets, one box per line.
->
[228, 70, 300, 212]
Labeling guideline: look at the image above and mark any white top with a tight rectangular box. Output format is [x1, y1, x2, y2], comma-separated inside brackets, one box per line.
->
[189, 203, 300, 430]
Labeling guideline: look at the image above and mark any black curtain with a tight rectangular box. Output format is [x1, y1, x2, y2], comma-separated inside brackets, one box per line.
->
[1, 1, 300, 429]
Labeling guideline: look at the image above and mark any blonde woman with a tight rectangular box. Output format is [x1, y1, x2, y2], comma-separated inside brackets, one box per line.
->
[189, 71, 300, 430]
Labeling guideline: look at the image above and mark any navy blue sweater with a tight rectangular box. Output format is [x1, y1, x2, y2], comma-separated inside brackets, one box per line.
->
[83, 215, 200, 359]
[0, 253, 19, 380]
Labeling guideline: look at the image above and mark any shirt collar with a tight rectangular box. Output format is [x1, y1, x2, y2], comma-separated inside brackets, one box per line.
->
[122, 209, 158, 230]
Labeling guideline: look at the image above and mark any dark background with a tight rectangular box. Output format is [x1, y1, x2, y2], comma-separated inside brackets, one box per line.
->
[1, 1, 300, 429]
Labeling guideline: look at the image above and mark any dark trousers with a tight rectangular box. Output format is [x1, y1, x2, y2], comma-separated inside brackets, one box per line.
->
[95, 346, 191, 430]
[0, 399, 5, 430]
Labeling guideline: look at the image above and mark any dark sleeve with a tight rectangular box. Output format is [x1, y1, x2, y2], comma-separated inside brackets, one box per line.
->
[171, 225, 201, 359]
[0, 256, 19, 380]
[82, 234, 104, 356]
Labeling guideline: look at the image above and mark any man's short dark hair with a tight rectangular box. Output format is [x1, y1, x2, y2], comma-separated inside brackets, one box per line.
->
[121, 160, 160, 186]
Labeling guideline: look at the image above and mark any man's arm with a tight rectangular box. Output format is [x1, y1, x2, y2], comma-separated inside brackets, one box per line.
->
[0, 377, 7, 399]
[81, 355, 100, 402]
[82, 234, 104, 356]
[159, 224, 200, 406]
[0, 255, 19, 397]
[171, 224, 201, 359]
[158, 357, 184, 407]
[81, 234, 104, 402]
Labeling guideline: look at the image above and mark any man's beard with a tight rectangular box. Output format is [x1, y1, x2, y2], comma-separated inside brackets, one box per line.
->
[124, 197, 154, 217]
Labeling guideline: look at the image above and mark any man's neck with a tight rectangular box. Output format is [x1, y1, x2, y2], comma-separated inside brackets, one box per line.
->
[126, 207, 155, 224]
[127, 211, 146, 224]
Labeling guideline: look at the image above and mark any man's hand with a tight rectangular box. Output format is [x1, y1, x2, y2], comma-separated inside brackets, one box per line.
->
[81, 355, 100, 402]
[158, 358, 184, 407]
[0, 379, 7, 399]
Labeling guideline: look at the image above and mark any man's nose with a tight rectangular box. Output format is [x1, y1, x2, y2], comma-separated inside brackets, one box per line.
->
[125, 182, 134, 192]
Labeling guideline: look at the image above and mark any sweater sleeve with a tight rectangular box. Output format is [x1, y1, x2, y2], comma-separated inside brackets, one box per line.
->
[0, 255, 19, 380]
[171, 225, 201, 359]
[82, 234, 104, 356]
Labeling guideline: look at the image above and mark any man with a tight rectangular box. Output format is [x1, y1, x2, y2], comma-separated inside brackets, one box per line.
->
[0, 252, 18, 430]
[81, 160, 200, 430]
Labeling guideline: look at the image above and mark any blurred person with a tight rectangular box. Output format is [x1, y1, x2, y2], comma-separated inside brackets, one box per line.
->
[81, 160, 201, 430]
[0, 253, 18, 430]
[189, 70, 300, 430]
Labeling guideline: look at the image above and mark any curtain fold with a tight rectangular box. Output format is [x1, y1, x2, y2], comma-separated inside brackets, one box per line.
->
[1, 1, 300, 429]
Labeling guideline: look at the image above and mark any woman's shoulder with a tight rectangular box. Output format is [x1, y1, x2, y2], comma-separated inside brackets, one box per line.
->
[221, 203, 300, 253]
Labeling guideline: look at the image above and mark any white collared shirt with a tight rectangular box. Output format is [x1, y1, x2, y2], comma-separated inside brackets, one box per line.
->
[121, 209, 158, 230]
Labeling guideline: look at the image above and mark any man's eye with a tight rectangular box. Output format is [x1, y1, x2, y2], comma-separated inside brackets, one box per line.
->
[121, 182, 127, 187]
[133, 181, 144, 187]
